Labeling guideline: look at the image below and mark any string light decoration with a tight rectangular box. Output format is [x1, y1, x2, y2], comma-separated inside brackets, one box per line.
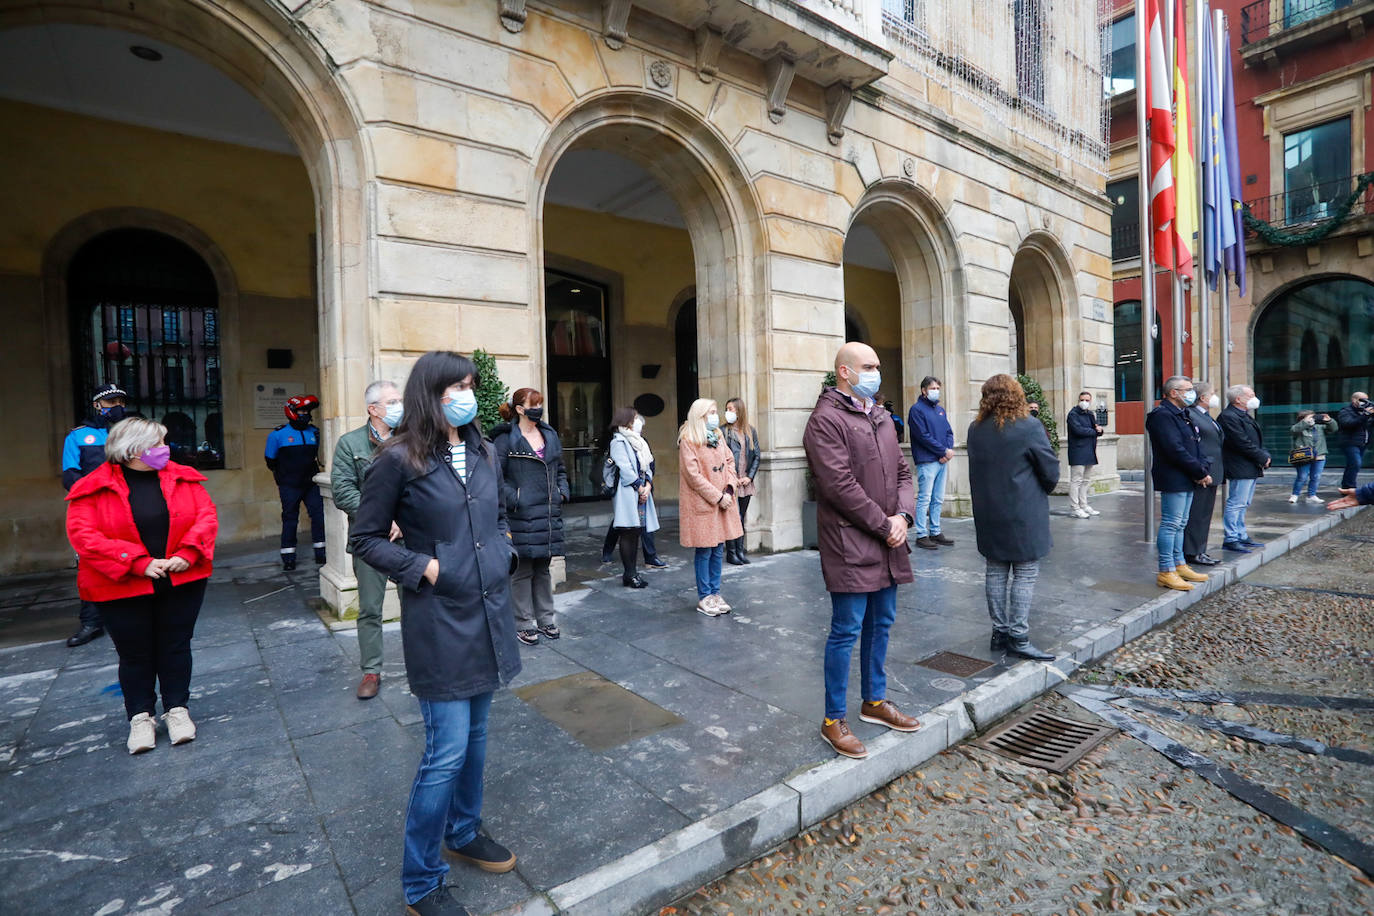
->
[881, 0, 1111, 176]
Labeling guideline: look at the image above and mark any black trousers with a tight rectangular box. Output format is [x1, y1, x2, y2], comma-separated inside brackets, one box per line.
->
[100, 579, 207, 720]
[278, 482, 325, 551]
[1183, 484, 1218, 558]
[602, 522, 658, 563]
[615, 527, 643, 580]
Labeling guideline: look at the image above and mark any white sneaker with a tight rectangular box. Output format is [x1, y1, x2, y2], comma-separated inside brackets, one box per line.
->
[1307, 495, 1324, 504]
[713, 594, 732, 614]
[163, 706, 196, 745]
[1288, 494, 1299, 504]
[697, 596, 724, 617]
[1086, 506, 1101, 516]
[127, 712, 156, 755]
[1073, 508, 1091, 519]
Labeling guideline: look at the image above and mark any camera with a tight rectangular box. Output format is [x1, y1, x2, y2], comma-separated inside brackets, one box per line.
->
[1359, 398, 1373, 412]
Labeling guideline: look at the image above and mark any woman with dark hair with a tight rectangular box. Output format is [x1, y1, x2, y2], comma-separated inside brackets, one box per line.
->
[350, 350, 522, 916]
[965, 373, 1059, 663]
[492, 388, 569, 646]
[607, 405, 659, 588]
[723, 398, 760, 565]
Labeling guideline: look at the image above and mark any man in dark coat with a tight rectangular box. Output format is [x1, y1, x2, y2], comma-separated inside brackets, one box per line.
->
[1146, 377, 1213, 591]
[1218, 383, 1270, 552]
[1183, 382, 1225, 567]
[1064, 391, 1104, 518]
[907, 376, 957, 550]
[266, 394, 325, 570]
[804, 342, 918, 760]
[1337, 391, 1373, 488]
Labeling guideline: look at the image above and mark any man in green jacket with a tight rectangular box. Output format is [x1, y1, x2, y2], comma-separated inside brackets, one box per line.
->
[331, 380, 403, 699]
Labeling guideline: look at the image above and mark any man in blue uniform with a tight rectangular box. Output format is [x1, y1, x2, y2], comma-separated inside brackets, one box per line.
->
[266, 395, 325, 571]
[61, 383, 129, 646]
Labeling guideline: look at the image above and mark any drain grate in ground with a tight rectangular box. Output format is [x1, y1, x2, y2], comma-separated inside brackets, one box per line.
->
[975, 711, 1116, 773]
[917, 651, 993, 678]
[513, 671, 684, 751]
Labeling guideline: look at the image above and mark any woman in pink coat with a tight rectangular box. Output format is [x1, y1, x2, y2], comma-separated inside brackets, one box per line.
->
[678, 398, 743, 617]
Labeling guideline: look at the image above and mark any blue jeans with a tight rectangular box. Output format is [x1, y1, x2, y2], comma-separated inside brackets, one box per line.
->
[403, 693, 493, 904]
[823, 585, 897, 720]
[693, 544, 723, 599]
[1341, 445, 1365, 489]
[913, 461, 947, 537]
[1223, 477, 1257, 543]
[1157, 489, 1193, 572]
[1292, 458, 1326, 497]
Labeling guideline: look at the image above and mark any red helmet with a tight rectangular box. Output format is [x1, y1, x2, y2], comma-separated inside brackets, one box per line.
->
[284, 394, 320, 422]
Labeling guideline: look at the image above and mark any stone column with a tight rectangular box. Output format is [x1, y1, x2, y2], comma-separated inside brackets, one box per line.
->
[316, 472, 401, 623]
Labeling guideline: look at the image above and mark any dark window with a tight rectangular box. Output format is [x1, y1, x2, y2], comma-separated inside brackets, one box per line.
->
[1282, 118, 1351, 224]
[545, 269, 612, 501]
[1107, 178, 1141, 261]
[68, 228, 223, 469]
[844, 312, 864, 344]
[1253, 276, 1374, 467]
[1106, 14, 1136, 95]
[1113, 300, 1164, 402]
[1015, 0, 1045, 105]
[675, 299, 698, 424]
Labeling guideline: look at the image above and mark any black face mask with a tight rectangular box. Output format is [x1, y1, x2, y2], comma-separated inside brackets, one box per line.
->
[523, 407, 544, 423]
[98, 405, 126, 424]
[290, 414, 312, 430]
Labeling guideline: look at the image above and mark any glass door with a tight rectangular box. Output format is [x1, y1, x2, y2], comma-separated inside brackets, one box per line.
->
[546, 269, 613, 500]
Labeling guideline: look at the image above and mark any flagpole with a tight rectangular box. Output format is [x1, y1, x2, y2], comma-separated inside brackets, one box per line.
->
[1135, 0, 1157, 545]
[1196, 0, 1210, 385]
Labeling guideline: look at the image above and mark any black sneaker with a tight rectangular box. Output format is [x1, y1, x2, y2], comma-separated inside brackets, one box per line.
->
[406, 884, 472, 916]
[65, 625, 104, 648]
[444, 835, 517, 873]
[282, 554, 297, 571]
[516, 629, 539, 646]
[931, 533, 955, 546]
[645, 558, 669, 569]
[622, 575, 648, 589]
[537, 624, 561, 640]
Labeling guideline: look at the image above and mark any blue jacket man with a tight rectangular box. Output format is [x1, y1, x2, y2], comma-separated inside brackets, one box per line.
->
[266, 394, 324, 570]
[1145, 377, 1212, 592]
[906, 376, 956, 548]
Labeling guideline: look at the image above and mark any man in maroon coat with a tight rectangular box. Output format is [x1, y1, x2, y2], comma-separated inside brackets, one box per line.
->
[804, 342, 921, 759]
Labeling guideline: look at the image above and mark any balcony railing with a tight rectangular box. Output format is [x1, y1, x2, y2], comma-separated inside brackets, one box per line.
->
[1111, 221, 1140, 261]
[1242, 174, 1374, 236]
[1241, 0, 1354, 44]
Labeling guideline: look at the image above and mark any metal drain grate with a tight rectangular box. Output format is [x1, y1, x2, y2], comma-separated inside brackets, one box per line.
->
[917, 651, 993, 677]
[976, 711, 1116, 773]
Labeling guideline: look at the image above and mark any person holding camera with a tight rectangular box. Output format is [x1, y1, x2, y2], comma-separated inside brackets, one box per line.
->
[1337, 392, 1374, 489]
[1288, 409, 1338, 504]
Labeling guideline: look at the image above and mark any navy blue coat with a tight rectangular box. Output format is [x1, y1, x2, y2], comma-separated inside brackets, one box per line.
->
[1218, 405, 1269, 480]
[966, 416, 1060, 562]
[908, 396, 954, 464]
[491, 421, 569, 559]
[1065, 406, 1102, 466]
[1146, 402, 1210, 493]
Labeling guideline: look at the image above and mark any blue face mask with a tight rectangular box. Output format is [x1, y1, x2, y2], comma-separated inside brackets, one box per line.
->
[1182, 389, 1198, 407]
[706, 413, 720, 431]
[442, 389, 478, 427]
[850, 369, 881, 402]
[926, 389, 941, 403]
[383, 402, 404, 429]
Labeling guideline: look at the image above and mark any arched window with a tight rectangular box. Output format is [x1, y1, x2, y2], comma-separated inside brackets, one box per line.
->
[68, 228, 223, 468]
[1113, 300, 1163, 402]
[1254, 276, 1374, 467]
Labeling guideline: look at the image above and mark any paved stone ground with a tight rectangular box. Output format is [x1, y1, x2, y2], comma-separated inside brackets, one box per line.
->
[673, 508, 1374, 916]
[0, 479, 1360, 915]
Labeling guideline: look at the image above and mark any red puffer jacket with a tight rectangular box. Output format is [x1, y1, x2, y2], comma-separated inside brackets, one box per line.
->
[65, 462, 218, 602]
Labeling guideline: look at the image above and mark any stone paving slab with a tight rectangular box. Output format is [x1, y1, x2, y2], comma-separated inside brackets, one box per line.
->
[0, 483, 1364, 915]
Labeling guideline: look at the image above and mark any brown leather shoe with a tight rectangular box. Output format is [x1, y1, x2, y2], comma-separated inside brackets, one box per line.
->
[356, 673, 381, 700]
[1175, 564, 1209, 583]
[859, 699, 921, 732]
[1156, 571, 1194, 591]
[820, 718, 868, 759]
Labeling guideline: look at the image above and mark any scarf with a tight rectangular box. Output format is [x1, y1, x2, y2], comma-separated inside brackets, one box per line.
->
[705, 428, 720, 448]
[618, 427, 654, 474]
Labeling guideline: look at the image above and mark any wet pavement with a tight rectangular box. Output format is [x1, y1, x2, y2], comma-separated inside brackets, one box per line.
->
[0, 478, 1366, 914]
[676, 505, 1374, 915]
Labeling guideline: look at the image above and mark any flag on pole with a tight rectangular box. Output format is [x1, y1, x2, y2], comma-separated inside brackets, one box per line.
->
[1170, 0, 1197, 279]
[1200, 0, 1235, 289]
[1146, 0, 1176, 271]
[1218, 24, 1247, 296]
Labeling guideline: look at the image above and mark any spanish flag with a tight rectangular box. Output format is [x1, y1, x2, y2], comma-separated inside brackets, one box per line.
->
[1170, 0, 1197, 279]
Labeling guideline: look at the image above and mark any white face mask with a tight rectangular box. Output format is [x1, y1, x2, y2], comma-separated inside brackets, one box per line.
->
[1246, 396, 1261, 411]
[631, 417, 644, 435]
[1080, 400, 1092, 410]
[724, 410, 738, 425]
[1208, 394, 1221, 410]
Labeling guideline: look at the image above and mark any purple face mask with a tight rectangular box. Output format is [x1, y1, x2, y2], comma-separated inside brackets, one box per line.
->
[140, 445, 171, 470]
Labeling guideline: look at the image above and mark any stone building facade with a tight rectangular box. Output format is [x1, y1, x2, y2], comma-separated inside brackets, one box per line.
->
[0, 0, 1114, 615]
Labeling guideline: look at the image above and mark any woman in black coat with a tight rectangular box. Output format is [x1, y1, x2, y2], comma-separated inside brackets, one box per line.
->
[492, 387, 569, 646]
[966, 374, 1060, 663]
[350, 351, 522, 916]
[1065, 391, 1104, 519]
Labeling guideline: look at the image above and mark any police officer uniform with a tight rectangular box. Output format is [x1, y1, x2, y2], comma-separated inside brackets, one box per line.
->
[266, 395, 325, 570]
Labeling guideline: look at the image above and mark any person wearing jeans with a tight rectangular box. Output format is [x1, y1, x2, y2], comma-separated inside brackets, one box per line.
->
[1145, 376, 1213, 591]
[1336, 392, 1373, 489]
[907, 376, 956, 550]
[1218, 384, 1271, 553]
[677, 398, 742, 616]
[824, 585, 897, 721]
[1288, 409, 1337, 504]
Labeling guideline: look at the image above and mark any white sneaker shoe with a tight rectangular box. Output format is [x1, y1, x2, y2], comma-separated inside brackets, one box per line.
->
[697, 596, 723, 617]
[163, 706, 196, 745]
[1307, 495, 1324, 504]
[712, 594, 732, 614]
[127, 712, 156, 755]
[1086, 506, 1100, 516]
[1288, 494, 1299, 504]
[1073, 508, 1091, 519]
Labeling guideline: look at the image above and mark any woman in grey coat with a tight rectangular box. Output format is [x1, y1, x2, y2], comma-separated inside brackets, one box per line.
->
[607, 406, 660, 588]
[966, 374, 1059, 662]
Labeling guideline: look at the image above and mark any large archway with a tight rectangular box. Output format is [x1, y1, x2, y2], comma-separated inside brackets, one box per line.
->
[1009, 234, 1078, 424]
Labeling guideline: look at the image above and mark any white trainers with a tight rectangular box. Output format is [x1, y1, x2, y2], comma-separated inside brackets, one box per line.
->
[1288, 494, 1299, 504]
[1086, 506, 1100, 516]
[1306, 495, 1324, 504]
[712, 594, 732, 614]
[127, 712, 156, 755]
[696, 596, 724, 617]
[1073, 508, 1091, 519]
[163, 706, 196, 745]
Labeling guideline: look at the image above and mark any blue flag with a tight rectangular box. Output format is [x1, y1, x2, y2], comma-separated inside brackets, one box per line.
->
[1219, 25, 1247, 296]
[1200, 3, 1235, 290]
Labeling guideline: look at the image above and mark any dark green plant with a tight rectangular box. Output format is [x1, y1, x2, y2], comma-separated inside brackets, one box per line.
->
[806, 371, 839, 501]
[822, 370, 837, 390]
[471, 348, 509, 431]
[1016, 373, 1059, 451]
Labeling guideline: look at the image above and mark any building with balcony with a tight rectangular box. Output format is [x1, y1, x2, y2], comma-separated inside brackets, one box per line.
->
[0, 0, 1113, 611]
[1105, 0, 1374, 466]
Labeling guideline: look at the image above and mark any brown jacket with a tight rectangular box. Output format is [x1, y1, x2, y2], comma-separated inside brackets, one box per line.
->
[803, 388, 915, 593]
[678, 438, 744, 548]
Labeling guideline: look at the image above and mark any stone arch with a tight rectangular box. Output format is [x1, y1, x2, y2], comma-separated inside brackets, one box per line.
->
[531, 91, 769, 429]
[3, 0, 369, 451]
[1009, 231, 1079, 422]
[846, 181, 966, 421]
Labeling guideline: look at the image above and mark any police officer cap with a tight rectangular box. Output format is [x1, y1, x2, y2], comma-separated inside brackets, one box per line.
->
[92, 383, 129, 403]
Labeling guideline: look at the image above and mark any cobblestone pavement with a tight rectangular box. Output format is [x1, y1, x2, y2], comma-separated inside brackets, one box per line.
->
[673, 509, 1374, 916]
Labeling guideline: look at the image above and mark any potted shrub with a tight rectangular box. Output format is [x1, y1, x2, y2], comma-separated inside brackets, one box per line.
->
[801, 370, 837, 549]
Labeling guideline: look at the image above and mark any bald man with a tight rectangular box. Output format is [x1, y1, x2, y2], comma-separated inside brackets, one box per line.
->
[803, 342, 919, 759]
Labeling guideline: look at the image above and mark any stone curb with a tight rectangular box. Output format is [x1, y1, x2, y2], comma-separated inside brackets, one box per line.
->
[495, 505, 1365, 916]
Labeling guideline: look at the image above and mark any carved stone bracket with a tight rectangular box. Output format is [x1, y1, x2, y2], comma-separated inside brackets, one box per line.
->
[603, 0, 632, 49]
[695, 26, 724, 83]
[498, 0, 527, 32]
[765, 53, 796, 123]
[824, 82, 852, 145]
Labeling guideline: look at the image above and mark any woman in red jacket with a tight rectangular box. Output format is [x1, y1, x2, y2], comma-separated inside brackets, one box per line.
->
[66, 417, 218, 755]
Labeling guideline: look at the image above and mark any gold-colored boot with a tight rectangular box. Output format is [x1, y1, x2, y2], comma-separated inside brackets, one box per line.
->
[1175, 564, 1209, 583]
[1156, 570, 1194, 591]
